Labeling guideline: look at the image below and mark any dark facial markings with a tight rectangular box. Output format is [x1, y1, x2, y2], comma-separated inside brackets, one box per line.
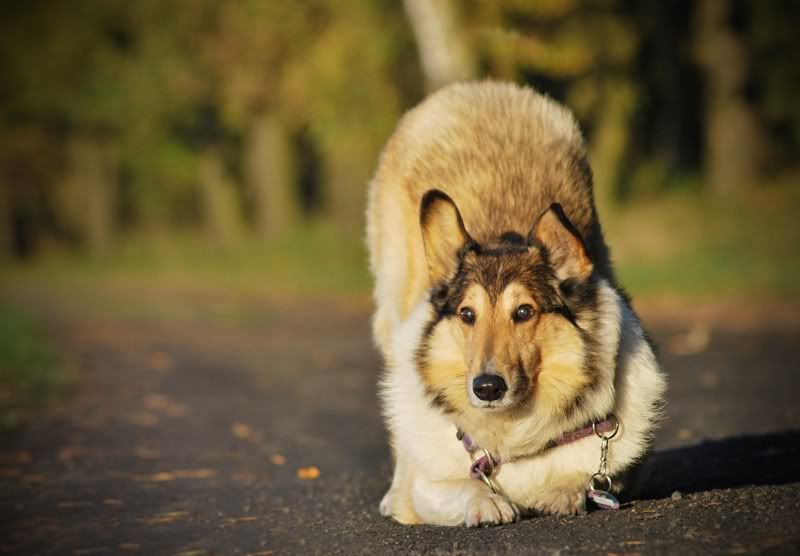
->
[418, 234, 601, 415]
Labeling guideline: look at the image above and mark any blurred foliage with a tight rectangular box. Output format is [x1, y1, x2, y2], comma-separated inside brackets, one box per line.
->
[0, 0, 798, 297]
[0, 305, 71, 428]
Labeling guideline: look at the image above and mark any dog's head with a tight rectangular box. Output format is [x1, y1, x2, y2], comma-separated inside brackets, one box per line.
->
[416, 190, 601, 420]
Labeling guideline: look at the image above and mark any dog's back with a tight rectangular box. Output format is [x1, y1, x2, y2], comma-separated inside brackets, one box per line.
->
[368, 81, 611, 353]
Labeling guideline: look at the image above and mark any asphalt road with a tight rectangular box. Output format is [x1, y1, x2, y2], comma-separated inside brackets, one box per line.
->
[1, 292, 799, 555]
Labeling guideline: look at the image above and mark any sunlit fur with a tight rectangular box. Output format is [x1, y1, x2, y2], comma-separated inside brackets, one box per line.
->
[367, 81, 667, 526]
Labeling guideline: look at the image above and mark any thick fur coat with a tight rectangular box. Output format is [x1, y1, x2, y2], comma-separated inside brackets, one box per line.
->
[366, 81, 666, 526]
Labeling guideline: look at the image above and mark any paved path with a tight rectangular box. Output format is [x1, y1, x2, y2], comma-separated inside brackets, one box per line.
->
[1, 292, 799, 554]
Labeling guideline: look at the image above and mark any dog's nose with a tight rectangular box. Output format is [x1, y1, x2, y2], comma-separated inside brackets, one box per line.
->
[472, 374, 508, 402]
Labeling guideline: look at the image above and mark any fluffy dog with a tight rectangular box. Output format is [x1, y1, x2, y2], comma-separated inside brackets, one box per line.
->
[366, 81, 666, 526]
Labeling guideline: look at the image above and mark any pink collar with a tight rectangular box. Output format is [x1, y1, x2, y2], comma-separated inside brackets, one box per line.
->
[458, 416, 619, 480]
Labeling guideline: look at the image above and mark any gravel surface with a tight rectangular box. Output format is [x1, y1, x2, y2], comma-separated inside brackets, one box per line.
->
[1, 295, 799, 555]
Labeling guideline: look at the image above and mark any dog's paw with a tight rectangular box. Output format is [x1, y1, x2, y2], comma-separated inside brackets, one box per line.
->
[379, 489, 393, 517]
[464, 493, 520, 527]
[530, 487, 586, 516]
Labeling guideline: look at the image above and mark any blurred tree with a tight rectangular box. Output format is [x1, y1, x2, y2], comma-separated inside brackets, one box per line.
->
[0, 0, 797, 262]
[0, 1, 125, 255]
[695, 0, 767, 195]
[403, 0, 475, 91]
[59, 135, 117, 255]
[464, 0, 639, 202]
[202, 1, 311, 240]
[749, 0, 800, 170]
[286, 0, 406, 240]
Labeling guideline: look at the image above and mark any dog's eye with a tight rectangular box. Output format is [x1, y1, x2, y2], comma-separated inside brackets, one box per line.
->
[514, 304, 534, 323]
[459, 307, 476, 325]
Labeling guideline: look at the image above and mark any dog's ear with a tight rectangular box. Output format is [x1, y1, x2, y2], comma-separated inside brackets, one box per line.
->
[530, 203, 593, 282]
[420, 190, 473, 285]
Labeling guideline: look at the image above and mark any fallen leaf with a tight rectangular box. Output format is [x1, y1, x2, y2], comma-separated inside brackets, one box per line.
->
[296, 466, 320, 480]
[699, 370, 720, 388]
[58, 501, 94, 508]
[125, 412, 160, 427]
[172, 469, 217, 479]
[135, 469, 217, 482]
[225, 516, 258, 524]
[16, 451, 33, 463]
[103, 499, 125, 506]
[622, 540, 644, 545]
[143, 393, 171, 410]
[137, 511, 190, 525]
[666, 322, 711, 355]
[0, 468, 21, 478]
[133, 447, 160, 460]
[270, 454, 287, 465]
[231, 422, 256, 440]
[232, 472, 257, 484]
[59, 446, 85, 461]
[147, 351, 173, 372]
[138, 472, 175, 482]
[143, 393, 189, 417]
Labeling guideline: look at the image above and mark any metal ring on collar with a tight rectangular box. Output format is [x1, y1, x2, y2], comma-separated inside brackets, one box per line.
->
[589, 472, 613, 493]
[593, 413, 620, 439]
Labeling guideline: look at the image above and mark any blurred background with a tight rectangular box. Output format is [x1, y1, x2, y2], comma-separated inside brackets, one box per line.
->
[1, 0, 799, 426]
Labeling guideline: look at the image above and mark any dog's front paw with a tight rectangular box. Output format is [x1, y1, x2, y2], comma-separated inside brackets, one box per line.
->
[379, 489, 393, 517]
[464, 493, 520, 527]
[531, 487, 586, 516]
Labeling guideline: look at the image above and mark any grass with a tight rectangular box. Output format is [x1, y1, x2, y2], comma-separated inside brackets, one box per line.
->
[1, 183, 798, 304]
[602, 184, 800, 299]
[0, 305, 71, 429]
[0, 221, 371, 297]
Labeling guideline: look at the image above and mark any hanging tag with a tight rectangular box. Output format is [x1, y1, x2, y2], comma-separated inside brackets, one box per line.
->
[587, 489, 620, 510]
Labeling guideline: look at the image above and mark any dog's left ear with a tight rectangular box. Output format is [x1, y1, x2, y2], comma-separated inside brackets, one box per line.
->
[529, 203, 593, 282]
[420, 190, 474, 285]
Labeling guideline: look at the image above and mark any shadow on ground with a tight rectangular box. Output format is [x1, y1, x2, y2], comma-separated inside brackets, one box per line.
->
[640, 430, 800, 499]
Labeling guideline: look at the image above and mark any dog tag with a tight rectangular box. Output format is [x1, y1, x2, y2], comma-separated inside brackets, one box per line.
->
[587, 489, 620, 510]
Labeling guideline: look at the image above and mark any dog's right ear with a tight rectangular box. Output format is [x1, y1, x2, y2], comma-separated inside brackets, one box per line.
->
[420, 190, 473, 285]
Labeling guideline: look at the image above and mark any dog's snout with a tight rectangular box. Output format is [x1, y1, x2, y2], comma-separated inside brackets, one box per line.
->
[472, 374, 508, 402]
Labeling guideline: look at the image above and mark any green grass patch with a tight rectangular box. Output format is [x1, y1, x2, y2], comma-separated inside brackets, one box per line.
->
[0, 221, 371, 298]
[603, 184, 800, 299]
[0, 305, 70, 429]
[1, 185, 798, 303]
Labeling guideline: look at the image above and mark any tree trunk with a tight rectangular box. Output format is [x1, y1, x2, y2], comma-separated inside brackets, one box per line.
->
[59, 136, 116, 255]
[0, 177, 10, 257]
[244, 111, 298, 240]
[695, 0, 766, 195]
[403, 0, 474, 91]
[198, 149, 245, 248]
[321, 137, 373, 243]
[589, 80, 637, 206]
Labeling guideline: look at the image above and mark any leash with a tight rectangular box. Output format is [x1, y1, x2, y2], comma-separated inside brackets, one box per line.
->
[457, 414, 621, 509]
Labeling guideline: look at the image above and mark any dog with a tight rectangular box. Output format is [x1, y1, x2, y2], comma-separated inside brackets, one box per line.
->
[366, 81, 666, 527]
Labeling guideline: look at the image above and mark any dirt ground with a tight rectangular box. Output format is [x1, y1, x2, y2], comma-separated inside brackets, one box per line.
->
[1, 289, 799, 555]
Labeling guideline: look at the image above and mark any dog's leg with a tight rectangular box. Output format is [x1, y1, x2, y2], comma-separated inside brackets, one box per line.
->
[411, 476, 520, 527]
[380, 455, 421, 524]
[528, 472, 588, 516]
